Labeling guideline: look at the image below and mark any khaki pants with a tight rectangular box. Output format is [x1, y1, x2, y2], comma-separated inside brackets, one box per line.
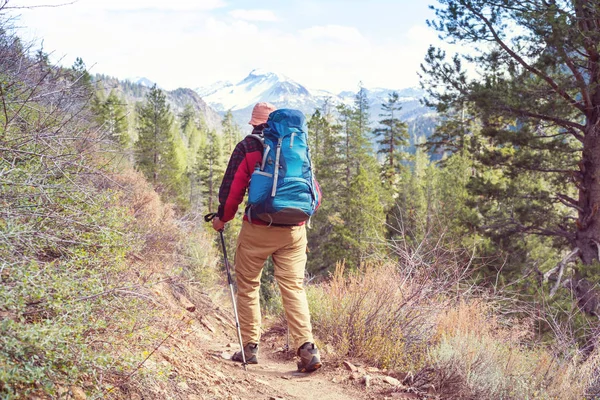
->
[234, 221, 314, 349]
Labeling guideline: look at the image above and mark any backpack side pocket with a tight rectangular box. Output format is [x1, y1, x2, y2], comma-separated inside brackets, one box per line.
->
[248, 170, 273, 206]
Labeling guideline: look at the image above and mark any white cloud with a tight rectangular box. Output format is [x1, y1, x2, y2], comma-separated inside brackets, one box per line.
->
[229, 9, 278, 22]
[13, 4, 440, 93]
[101, 0, 227, 11]
[11, 0, 227, 11]
[300, 25, 367, 46]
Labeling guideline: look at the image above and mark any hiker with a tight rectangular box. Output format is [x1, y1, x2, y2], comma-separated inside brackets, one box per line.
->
[212, 102, 322, 372]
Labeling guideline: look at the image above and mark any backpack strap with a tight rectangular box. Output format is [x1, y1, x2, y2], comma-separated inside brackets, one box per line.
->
[247, 133, 271, 170]
[247, 133, 264, 147]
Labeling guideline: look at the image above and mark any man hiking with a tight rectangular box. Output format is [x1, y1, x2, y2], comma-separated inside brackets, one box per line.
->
[211, 102, 322, 373]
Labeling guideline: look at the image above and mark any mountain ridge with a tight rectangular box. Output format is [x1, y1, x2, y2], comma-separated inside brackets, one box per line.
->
[195, 69, 436, 148]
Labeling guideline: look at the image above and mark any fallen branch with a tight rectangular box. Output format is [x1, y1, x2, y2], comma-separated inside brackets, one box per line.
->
[543, 248, 579, 298]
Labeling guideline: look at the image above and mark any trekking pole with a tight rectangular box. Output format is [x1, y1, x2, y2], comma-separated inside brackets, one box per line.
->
[285, 324, 290, 352]
[204, 213, 247, 371]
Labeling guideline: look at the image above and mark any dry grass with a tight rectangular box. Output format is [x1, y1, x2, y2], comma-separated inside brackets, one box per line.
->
[308, 262, 441, 371]
[305, 259, 595, 399]
[85, 168, 225, 399]
[430, 300, 588, 399]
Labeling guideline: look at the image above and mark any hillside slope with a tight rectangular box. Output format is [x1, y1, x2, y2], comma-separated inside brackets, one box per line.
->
[94, 74, 224, 133]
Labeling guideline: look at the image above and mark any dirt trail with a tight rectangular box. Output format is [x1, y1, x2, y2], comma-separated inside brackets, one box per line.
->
[133, 293, 414, 400]
[206, 329, 371, 400]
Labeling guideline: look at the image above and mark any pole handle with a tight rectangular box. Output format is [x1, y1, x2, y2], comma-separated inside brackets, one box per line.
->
[204, 212, 217, 222]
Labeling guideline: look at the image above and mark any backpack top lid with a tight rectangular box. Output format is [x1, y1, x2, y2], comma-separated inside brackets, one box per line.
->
[266, 109, 307, 138]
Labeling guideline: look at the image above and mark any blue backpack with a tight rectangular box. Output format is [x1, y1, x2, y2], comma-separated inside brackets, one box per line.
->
[247, 109, 319, 225]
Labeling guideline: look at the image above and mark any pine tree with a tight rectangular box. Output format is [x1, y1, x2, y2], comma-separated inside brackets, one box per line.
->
[135, 84, 176, 186]
[306, 108, 347, 274]
[423, 1, 600, 317]
[374, 92, 409, 186]
[92, 90, 130, 146]
[222, 110, 242, 156]
[337, 103, 355, 188]
[194, 130, 225, 213]
[340, 166, 386, 268]
[352, 83, 375, 174]
[315, 88, 387, 270]
[71, 57, 92, 91]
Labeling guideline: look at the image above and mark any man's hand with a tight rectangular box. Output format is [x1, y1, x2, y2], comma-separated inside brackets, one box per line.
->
[212, 216, 225, 231]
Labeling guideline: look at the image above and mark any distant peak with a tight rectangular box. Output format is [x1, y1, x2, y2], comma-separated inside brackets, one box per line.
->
[126, 76, 160, 88]
[247, 68, 291, 82]
[249, 68, 275, 76]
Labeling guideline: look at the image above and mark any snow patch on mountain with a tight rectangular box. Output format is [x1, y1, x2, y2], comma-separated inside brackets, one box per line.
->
[127, 76, 159, 88]
[195, 80, 233, 98]
[199, 69, 316, 111]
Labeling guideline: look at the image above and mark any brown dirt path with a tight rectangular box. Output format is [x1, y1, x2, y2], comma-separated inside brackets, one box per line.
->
[123, 293, 414, 400]
[206, 326, 371, 400]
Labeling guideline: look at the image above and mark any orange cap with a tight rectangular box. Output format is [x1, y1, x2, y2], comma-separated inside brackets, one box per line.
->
[249, 102, 277, 125]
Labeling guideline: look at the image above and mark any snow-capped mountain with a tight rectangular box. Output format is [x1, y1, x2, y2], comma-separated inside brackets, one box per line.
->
[199, 69, 325, 113]
[196, 69, 436, 150]
[126, 76, 159, 88]
[195, 80, 233, 98]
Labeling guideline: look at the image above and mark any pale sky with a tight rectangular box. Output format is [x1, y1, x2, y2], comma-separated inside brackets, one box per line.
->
[9, 0, 443, 93]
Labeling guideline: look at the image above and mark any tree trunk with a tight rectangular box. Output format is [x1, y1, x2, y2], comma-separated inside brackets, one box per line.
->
[576, 120, 600, 265]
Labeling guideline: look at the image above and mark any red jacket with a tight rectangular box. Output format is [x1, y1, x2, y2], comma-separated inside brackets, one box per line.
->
[217, 124, 321, 225]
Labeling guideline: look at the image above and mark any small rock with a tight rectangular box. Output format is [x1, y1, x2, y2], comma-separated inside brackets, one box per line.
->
[363, 375, 371, 387]
[221, 351, 231, 360]
[331, 377, 339, 383]
[384, 376, 401, 386]
[269, 397, 285, 400]
[201, 316, 216, 333]
[366, 367, 380, 373]
[226, 343, 237, 348]
[57, 386, 69, 396]
[357, 367, 367, 375]
[214, 370, 227, 380]
[343, 361, 358, 372]
[70, 386, 87, 400]
[280, 375, 292, 380]
[349, 372, 360, 380]
[177, 381, 189, 391]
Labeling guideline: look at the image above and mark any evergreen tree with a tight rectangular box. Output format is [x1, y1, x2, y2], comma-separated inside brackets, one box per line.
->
[311, 88, 387, 270]
[352, 83, 375, 174]
[222, 110, 242, 156]
[194, 130, 225, 213]
[306, 109, 346, 274]
[179, 104, 206, 165]
[135, 84, 176, 187]
[92, 90, 130, 146]
[423, 0, 600, 314]
[374, 92, 409, 186]
[179, 104, 196, 133]
[337, 103, 355, 188]
[340, 166, 386, 268]
[71, 57, 92, 90]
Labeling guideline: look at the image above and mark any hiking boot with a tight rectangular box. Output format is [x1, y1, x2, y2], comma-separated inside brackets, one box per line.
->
[231, 343, 258, 364]
[297, 342, 322, 372]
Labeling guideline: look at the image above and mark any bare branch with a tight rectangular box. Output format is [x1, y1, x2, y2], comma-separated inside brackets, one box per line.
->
[464, 2, 586, 114]
[3, 1, 77, 10]
[543, 248, 580, 298]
